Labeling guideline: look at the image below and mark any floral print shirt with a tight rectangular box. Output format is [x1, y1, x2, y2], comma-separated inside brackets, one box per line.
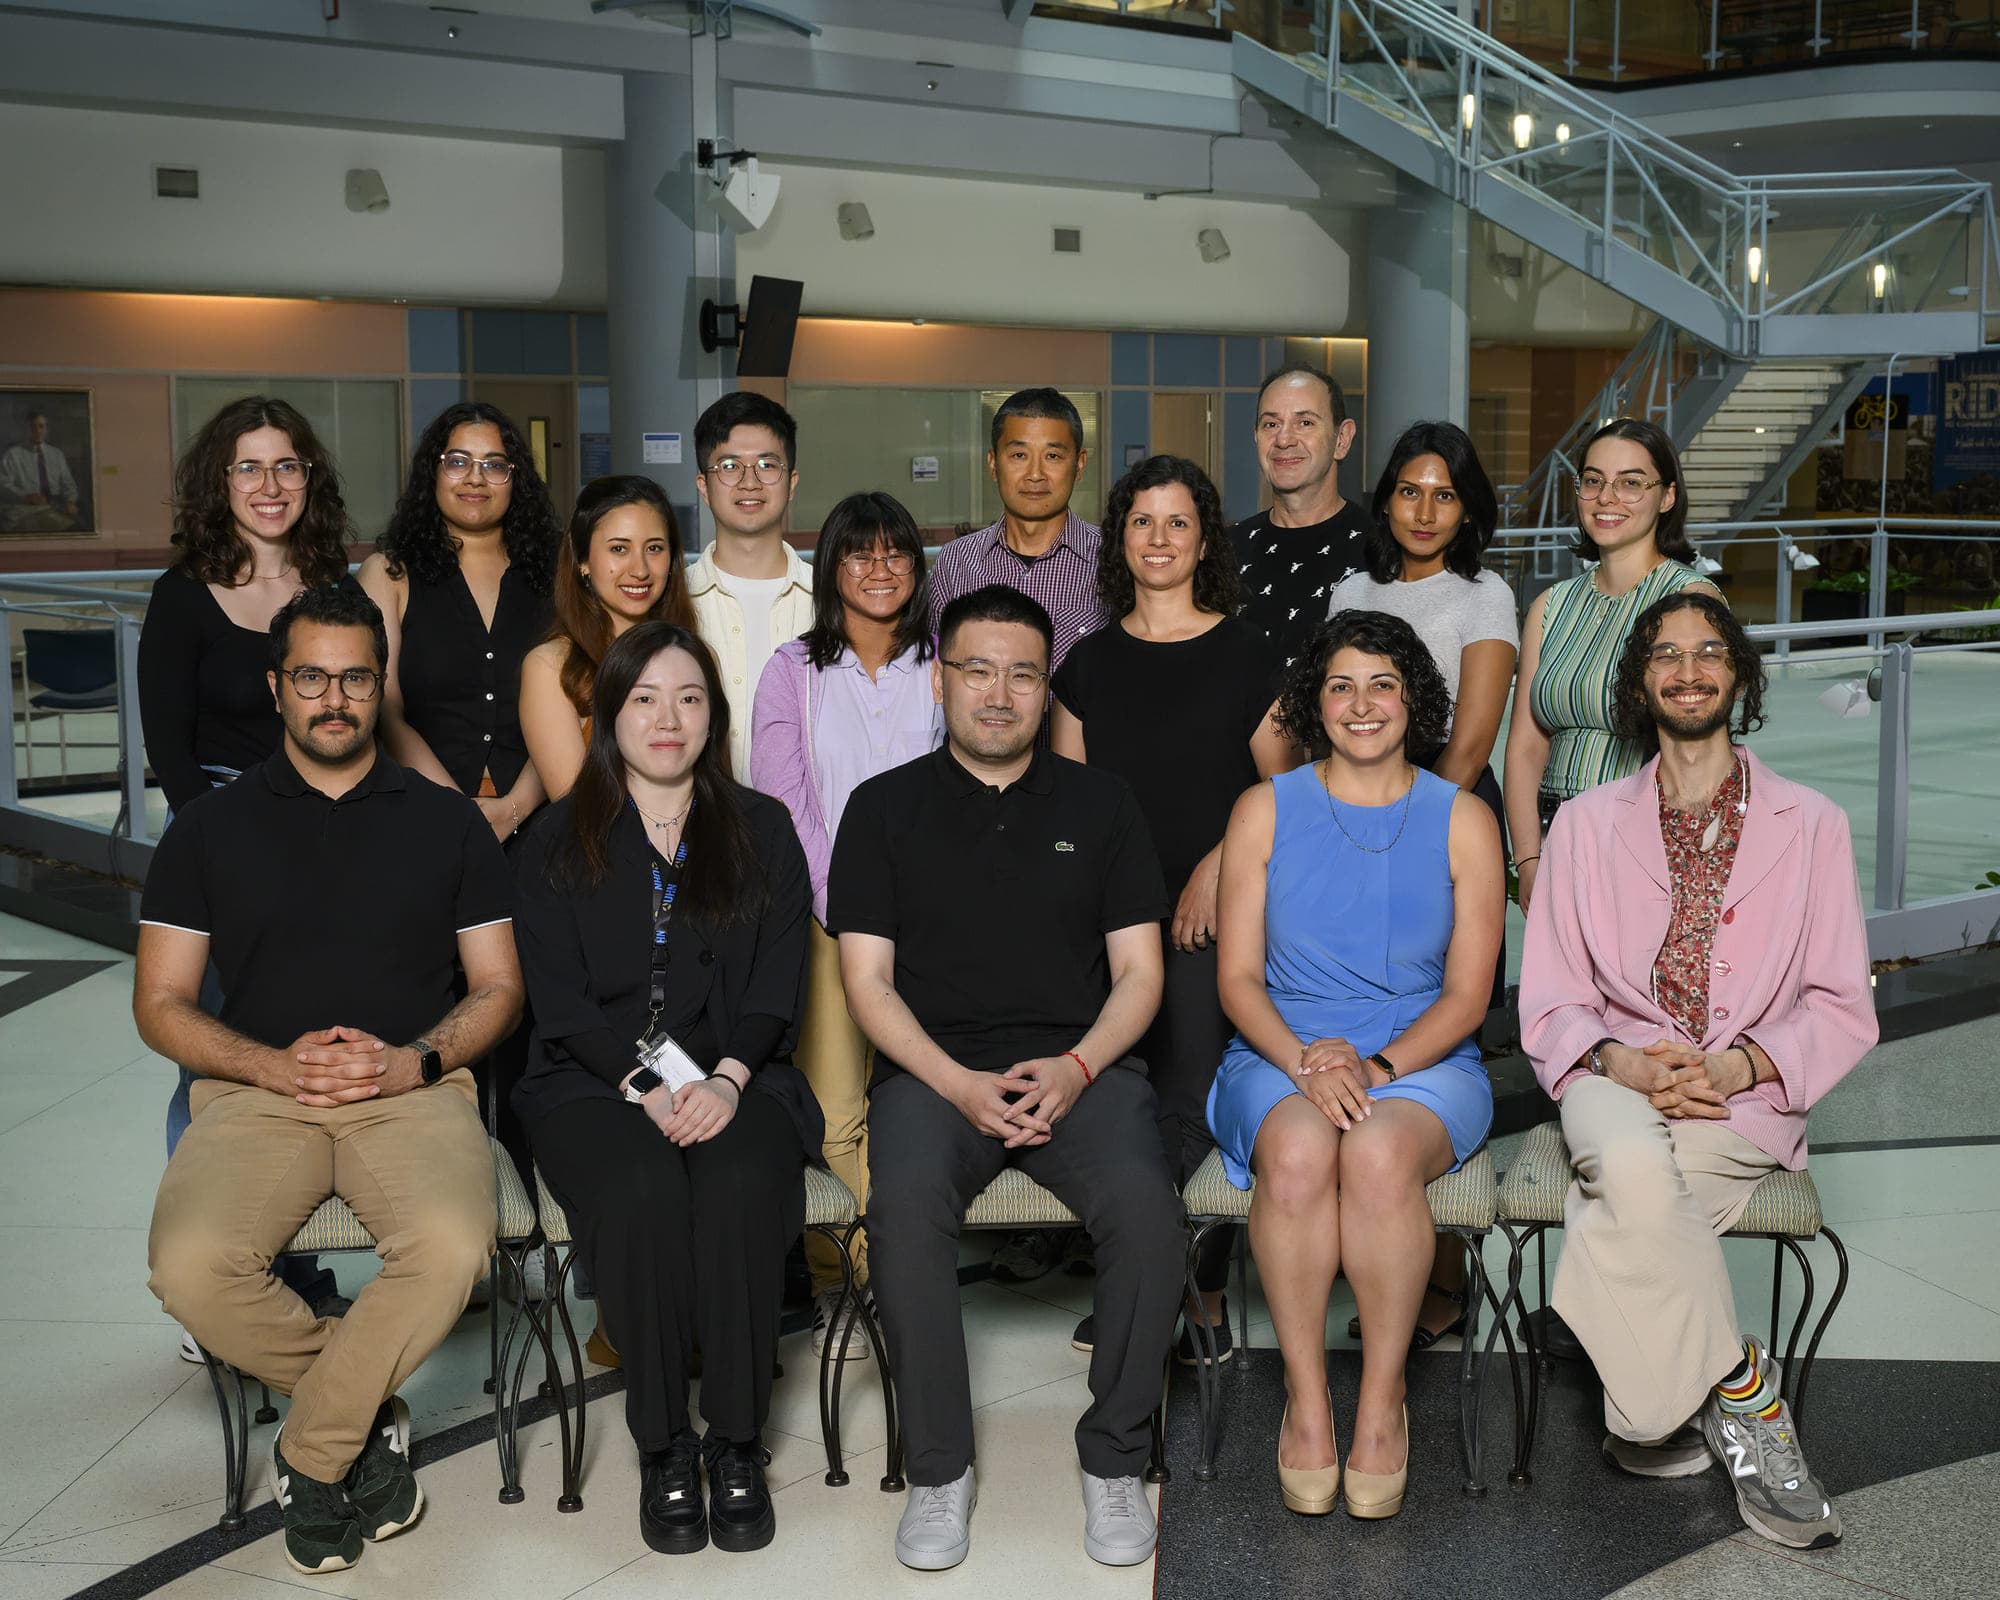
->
[1653, 756, 1747, 1043]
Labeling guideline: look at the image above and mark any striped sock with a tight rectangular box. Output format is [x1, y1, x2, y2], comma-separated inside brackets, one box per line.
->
[1715, 1342, 1781, 1419]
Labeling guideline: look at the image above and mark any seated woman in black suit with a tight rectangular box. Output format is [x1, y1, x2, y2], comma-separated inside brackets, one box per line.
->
[511, 620, 821, 1558]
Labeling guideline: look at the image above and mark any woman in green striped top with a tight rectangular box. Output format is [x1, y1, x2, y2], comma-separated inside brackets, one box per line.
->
[1505, 419, 1721, 912]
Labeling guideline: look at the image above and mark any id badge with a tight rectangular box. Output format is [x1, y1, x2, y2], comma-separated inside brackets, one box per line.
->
[636, 1029, 708, 1094]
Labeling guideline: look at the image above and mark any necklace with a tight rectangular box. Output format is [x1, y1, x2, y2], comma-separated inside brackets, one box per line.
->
[1319, 760, 1416, 855]
[631, 797, 692, 834]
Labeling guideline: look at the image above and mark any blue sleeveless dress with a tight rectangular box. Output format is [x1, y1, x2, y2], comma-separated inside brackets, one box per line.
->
[1206, 765, 1493, 1188]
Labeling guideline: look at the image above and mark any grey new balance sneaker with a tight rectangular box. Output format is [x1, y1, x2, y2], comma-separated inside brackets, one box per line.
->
[1699, 1344, 1842, 1549]
[272, 1429, 362, 1575]
[1603, 1425, 1714, 1478]
[347, 1396, 424, 1542]
[895, 1467, 976, 1570]
[1081, 1472, 1157, 1566]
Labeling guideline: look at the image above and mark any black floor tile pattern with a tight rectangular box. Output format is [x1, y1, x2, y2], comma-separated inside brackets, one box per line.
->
[1154, 1351, 2000, 1600]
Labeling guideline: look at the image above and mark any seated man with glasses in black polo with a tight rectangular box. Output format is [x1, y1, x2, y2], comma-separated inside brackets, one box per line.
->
[138, 582, 523, 1578]
[828, 583, 1183, 1573]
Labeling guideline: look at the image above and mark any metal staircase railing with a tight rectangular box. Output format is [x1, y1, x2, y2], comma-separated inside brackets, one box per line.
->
[1232, 0, 1999, 358]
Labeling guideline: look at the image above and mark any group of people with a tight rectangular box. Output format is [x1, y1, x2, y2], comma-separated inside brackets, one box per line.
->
[131, 364, 1876, 1579]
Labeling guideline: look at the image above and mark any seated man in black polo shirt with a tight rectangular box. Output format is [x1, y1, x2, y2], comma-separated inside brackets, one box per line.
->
[829, 583, 1183, 1572]
[137, 583, 523, 1577]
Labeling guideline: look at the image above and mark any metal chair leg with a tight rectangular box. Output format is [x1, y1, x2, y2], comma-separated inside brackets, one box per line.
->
[1774, 1235, 1817, 1393]
[199, 1348, 251, 1533]
[492, 1244, 530, 1505]
[812, 1220, 863, 1487]
[1145, 1371, 1171, 1486]
[1452, 1227, 1490, 1498]
[1789, 1226, 1847, 1428]
[1183, 1218, 1226, 1481]
[254, 1383, 277, 1426]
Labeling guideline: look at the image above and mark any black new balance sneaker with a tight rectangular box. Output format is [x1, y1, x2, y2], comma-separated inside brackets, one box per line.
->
[347, 1396, 424, 1542]
[272, 1428, 362, 1575]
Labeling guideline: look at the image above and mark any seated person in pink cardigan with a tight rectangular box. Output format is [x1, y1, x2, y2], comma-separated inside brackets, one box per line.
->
[749, 491, 940, 1357]
[1519, 591, 1875, 1552]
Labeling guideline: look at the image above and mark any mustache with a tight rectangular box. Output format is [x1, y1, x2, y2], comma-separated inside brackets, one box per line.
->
[310, 710, 359, 729]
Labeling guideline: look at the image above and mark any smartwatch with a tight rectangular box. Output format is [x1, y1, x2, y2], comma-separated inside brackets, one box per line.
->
[624, 1066, 666, 1103]
[414, 1040, 444, 1086]
[1587, 1039, 1614, 1077]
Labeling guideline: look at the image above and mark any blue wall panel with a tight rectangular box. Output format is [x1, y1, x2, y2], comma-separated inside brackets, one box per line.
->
[1110, 389, 1151, 476]
[470, 310, 523, 373]
[1223, 391, 1261, 522]
[1226, 336, 1263, 390]
[577, 314, 611, 377]
[520, 312, 572, 375]
[1153, 333, 1220, 389]
[408, 378, 466, 446]
[407, 308, 462, 373]
[1110, 332, 1151, 388]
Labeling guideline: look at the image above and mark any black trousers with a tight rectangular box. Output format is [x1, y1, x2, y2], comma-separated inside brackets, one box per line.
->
[867, 1067, 1184, 1486]
[531, 1089, 805, 1451]
[1144, 938, 1234, 1294]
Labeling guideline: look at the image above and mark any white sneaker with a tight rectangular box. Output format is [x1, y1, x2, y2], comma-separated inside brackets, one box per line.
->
[179, 1329, 202, 1365]
[1081, 1471, 1157, 1566]
[895, 1467, 975, 1570]
[811, 1286, 871, 1361]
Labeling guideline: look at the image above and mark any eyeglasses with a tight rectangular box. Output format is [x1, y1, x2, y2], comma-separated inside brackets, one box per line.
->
[1574, 471, 1664, 503]
[279, 666, 383, 701]
[838, 550, 917, 579]
[706, 455, 789, 486]
[941, 658, 1047, 696]
[229, 459, 310, 490]
[1647, 641, 1731, 669]
[439, 451, 515, 483]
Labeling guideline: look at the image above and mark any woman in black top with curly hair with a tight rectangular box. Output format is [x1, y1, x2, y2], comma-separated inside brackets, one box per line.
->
[140, 395, 352, 814]
[1209, 609, 1504, 1521]
[511, 621, 817, 1556]
[359, 402, 560, 843]
[1049, 454, 1296, 1358]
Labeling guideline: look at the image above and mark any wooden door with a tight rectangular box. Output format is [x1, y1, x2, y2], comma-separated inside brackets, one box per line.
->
[1152, 391, 1215, 474]
[470, 379, 577, 516]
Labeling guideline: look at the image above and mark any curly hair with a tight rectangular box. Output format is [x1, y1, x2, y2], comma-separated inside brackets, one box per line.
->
[1095, 454, 1242, 620]
[1610, 591, 1765, 752]
[377, 402, 560, 594]
[1273, 609, 1453, 762]
[1364, 420, 1499, 584]
[548, 475, 696, 716]
[1571, 418, 1694, 564]
[170, 395, 352, 587]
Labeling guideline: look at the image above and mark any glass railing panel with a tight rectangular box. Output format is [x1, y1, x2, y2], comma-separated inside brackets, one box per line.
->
[1740, 648, 1884, 897]
[1905, 643, 2000, 903]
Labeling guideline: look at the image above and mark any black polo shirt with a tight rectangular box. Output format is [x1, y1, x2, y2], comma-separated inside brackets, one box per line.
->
[828, 744, 1166, 1086]
[141, 748, 512, 1052]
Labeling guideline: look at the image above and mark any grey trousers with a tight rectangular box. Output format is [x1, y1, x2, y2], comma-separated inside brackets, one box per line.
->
[1554, 1076, 1779, 1442]
[867, 1066, 1184, 1486]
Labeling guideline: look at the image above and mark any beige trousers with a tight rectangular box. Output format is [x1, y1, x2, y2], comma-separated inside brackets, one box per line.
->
[1553, 1076, 1777, 1442]
[797, 919, 872, 1291]
[148, 1069, 496, 1482]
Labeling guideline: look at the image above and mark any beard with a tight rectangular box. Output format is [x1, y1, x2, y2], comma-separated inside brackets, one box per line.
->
[1650, 687, 1734, 742]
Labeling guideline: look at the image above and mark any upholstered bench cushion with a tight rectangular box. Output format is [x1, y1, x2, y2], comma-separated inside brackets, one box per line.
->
[804, 1164, 859, 1229]
[533, 1166, 573, 1247]
[1498, 1120, 1825, 1238]
[282, 1138, 530, 1252]
[1180, 1146, 1497, 1230]
[962, 1168, 1080, 1229]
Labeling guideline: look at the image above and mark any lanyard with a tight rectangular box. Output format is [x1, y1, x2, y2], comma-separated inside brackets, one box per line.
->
[642, 805, 691, 1030]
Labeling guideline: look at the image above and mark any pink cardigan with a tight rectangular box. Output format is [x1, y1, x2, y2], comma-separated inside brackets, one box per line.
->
[1519, 749, 1876, 1169]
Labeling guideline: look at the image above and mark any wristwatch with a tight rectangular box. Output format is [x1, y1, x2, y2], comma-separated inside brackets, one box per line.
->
[413, 1040, 444, 1086]
[1587, 1039, 1614, 1077]
[624, 1066, 666, 1103]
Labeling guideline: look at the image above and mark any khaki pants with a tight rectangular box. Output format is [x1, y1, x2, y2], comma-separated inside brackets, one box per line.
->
[797, 920, 871, 1291]
[148, 1069, 496, 1482]
[1554, 1076, 1777, 1442]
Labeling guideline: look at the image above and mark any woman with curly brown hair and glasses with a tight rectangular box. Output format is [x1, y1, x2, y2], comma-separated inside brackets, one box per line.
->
[1049, 454, 1296, 1363]
[1208, 609, 1504, 1522]
[359, 402, 561, 845]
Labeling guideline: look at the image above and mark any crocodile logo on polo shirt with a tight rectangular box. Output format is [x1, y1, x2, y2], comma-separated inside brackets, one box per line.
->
[1054, 841, 1075, 852]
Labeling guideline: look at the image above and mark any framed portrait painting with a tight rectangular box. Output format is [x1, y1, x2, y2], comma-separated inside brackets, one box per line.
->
[0, 387, 96, 537]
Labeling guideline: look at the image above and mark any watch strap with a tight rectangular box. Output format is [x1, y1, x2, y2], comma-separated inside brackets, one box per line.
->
[1367, 1051, 1399, 1080]
[624, 1066, 666, 1103]
[414, 1040, 444, 1085]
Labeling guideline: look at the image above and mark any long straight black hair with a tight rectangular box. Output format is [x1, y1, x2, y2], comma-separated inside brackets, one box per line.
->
[1363, 420, 1499, 584]
[552, 620, 760, 923]
[799, 492, 934, 670]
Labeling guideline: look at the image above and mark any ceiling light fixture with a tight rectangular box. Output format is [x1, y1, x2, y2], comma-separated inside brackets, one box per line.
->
[1512, 113, 1533, 150]
[1461, 94, 1477, 132]
[1197, 227, 1231, 264]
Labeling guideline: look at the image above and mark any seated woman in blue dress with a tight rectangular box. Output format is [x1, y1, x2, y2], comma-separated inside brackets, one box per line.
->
[1208, 610, 1504, 1521]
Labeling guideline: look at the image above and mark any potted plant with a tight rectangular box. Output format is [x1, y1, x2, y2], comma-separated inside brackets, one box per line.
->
[1801, 567, 1914, 646]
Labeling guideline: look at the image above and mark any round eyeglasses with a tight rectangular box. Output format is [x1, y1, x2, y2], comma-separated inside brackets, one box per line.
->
[229, 460, 310, 490]
[838, 551, 917, 579]
[1646, 641, 1730, 669]
[439, 452, 515, 483]
[941, 659, 1047, 696]
[278, 666, 383, 701]
[706, 455, 789, 486]
[1574, 471, 1664, 504]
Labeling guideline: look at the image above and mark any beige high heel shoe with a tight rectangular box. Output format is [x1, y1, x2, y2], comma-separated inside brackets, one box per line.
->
[1277, 1394, 1340, 1515]
[1341, 1404, 1408, 1519]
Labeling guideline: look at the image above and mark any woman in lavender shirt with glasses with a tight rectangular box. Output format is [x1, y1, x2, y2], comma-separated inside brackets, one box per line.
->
[751, 491, 941, 1358]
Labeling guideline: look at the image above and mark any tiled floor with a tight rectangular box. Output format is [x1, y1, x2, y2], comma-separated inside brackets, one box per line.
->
[1, 907, 1996, 1599]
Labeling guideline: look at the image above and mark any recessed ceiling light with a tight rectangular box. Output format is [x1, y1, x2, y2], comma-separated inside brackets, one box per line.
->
[1732, 140, 1743, 149]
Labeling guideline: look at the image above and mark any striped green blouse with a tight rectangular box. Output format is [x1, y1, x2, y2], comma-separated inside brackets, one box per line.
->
[1528, 558, 1713, 798]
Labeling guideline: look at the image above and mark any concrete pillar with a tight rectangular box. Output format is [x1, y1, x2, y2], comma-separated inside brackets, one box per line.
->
[606, 58, 735, 545]
[1364, 175, 1471, 482]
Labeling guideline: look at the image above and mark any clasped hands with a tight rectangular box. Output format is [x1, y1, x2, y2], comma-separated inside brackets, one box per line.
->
[279, 1025, 422, 1106]
[1599, 1039, 1754, 1118]
[952, 1054, 1089, 1148]
[1294, 1037, 1393, 1132]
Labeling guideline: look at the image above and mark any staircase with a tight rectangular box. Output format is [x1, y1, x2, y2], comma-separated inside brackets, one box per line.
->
[1680, 362, 1870, 521]
[1231, 0, 1999, 360]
